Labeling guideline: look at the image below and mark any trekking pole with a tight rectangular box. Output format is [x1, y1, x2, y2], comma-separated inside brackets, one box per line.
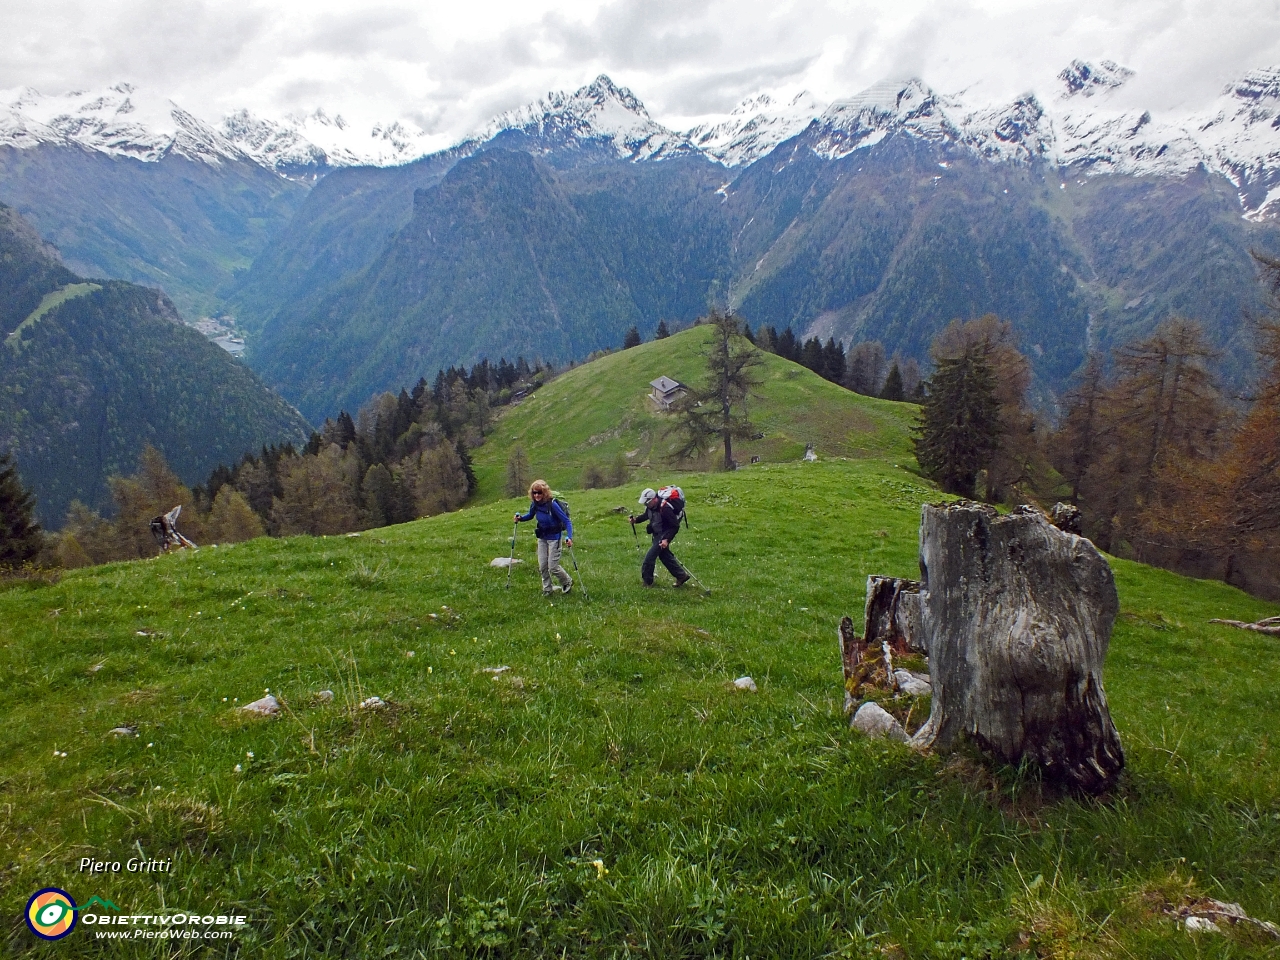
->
[679, 560, 712, 596]
[629, 516, 640, 552]
[566, 542, 590, 601]
[504, 521, 518, 590]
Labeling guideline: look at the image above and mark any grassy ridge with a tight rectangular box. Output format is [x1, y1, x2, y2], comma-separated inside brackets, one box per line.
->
[468, 326, 918, 502]
[2, 457, 1279, 958]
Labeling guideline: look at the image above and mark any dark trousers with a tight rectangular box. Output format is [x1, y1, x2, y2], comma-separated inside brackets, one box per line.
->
[642, 535, 687, 584]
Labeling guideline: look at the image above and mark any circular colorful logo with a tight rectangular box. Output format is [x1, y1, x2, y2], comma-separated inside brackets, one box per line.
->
[26, 888, 78, 940]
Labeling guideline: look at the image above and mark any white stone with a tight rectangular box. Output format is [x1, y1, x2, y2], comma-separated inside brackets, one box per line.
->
[481, 666, 511, 675]
[1184, 917, 1221, 934]
[359, 696, 387, 710]
[894, 669, 932, 696]
[851, 701, 909, 742]
[314, 690, 334, 703]
[732, 676, 758, 692]
[490, 557, 523, 567]
[238, 695, 280, 717]
[107, 726, 137, 737]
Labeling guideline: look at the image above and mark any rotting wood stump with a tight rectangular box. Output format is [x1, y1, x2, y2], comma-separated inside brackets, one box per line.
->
[909, 502, 1125, 794]
[864, 575, 925, 655]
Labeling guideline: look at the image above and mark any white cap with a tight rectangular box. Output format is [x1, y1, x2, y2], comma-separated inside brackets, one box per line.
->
[638, 488, 656, 504]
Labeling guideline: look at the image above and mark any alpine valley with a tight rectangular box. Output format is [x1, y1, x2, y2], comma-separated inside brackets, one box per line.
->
[4, 61, 1280, 423]
[0, 203, 310, 525]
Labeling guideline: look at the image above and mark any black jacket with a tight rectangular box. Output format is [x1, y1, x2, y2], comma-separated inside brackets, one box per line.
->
[640, 500, 681, 542]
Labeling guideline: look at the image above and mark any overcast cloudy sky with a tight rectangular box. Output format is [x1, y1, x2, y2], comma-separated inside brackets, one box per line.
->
[3, 0, 1279, 146]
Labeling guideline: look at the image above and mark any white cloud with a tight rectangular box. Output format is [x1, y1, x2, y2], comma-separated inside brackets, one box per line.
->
[1, 0, 1278, 142]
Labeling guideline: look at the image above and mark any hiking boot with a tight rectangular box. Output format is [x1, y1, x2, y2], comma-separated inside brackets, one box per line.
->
[641, 580, 654, 587]
[674, 576, 690, 588]
[542, 588, 553, 597]
[563, 582, 572, 595]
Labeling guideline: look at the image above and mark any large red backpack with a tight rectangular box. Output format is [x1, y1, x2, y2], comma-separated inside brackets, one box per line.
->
[657, 485, 688, 529]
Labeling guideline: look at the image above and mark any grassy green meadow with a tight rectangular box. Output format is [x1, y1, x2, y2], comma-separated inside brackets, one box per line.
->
[2, 342, 1279, 957]
[468, 327, 918, 501]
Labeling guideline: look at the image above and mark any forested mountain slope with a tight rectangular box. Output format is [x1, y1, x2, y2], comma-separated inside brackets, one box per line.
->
[0, 205, 310, 525]
[245, 129, 1280, 420]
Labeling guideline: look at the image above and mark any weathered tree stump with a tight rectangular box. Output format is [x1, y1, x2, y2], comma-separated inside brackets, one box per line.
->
[864, 575, 925, 654]
[839, 616, 894, 714]
[910, 502, 1124, 793]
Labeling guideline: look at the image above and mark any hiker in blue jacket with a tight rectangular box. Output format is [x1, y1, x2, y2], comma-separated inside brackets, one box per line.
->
[515, 479, 573, 596]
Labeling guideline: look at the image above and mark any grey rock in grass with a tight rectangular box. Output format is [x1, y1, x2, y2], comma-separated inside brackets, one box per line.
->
[314, 690, 334, 703]
[239, 695, 280, 717]
[490, 557, 523, 567]
[107, 726, 138, 737]
[732, 676, 758, 692]
[851, 701, 908, 742]
[910, 502, 1124, 794]
[359, 696, 387, 710]
[893, 669, 931, 696]
[481, 666, 511, 675]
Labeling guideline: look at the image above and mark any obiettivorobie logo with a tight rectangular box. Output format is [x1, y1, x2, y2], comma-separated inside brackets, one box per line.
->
[25, 888, 108, 940]
[25, 888, 246, 942]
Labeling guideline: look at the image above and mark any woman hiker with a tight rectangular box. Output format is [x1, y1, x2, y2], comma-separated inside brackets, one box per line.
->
[515, 479, 574, 596]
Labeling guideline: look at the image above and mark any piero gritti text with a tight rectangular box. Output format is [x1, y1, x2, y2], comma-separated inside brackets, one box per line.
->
[80, 857, 173, 874]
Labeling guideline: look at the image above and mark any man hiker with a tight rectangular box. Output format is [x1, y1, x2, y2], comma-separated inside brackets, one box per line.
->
[515, 479, 573, 596]
[630, 487, 690, 588]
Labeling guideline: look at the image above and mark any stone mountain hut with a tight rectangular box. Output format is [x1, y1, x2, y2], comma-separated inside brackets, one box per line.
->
[649, 376, 686, 410]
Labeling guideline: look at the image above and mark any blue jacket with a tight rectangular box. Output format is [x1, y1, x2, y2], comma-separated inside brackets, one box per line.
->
[518, 498, 573, 541]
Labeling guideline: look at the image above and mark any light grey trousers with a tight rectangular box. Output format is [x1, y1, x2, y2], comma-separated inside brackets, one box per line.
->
[537, 538, 572, 593]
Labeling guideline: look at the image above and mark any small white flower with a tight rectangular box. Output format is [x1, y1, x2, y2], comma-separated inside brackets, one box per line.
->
[233, 764, 242, 773]
[146, 742, 154, 748]
[246, 751, 254, 758]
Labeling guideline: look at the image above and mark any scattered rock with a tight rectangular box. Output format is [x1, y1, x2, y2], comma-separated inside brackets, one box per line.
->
[107, 726, 137, 737]
[1049, 501, 1084, 535]
[1184, 917, 1221, 934]
[238, 695, 280, 717]
[893, 669, 932, 696]
[1168, 898, 1280, 939]
[732, 676, 757, 692]
[359, 696, 387, 711]
[314, 690, 334, 703]
[490, 557, 523, 568]
[851, 701, 908, 742]
[481, 665, 511, 675]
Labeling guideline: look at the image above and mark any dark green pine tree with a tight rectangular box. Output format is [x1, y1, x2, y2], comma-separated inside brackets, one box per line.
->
[881, 362, 905, 401]
[0, 452, 43, 567]
[655, 320, 671, 340]
[913, 347, 1002, 499]
[623, 326, 642, 349]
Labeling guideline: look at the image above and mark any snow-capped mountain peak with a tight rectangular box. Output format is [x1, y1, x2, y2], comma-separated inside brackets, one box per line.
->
[0, 82, 247, 164]
[1058, 59, 1135, 99]
[686, 90, 821, 167]
[810, 78, 957, 160]
[482, 74, 696, 162]
[220, 107, 435, 178]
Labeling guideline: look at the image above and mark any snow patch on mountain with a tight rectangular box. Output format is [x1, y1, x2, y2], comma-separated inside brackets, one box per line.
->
[482, 75, 698, 162]
[1191, 67, 1280, 220]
